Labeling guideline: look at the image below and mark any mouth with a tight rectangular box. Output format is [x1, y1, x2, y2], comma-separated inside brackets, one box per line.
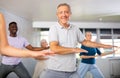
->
[61, 16, 67, 19]
[12, 30, 17, 32]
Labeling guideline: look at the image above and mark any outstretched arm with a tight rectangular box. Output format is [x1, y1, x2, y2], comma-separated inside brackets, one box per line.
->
[25, 44, 49, 51]
[80, 55, 95, 59]
[80, 51, 115, 59]
[81, 40, 116, 48]
[100, 51, 115, 56]
[50, 41, 88, 55]
[0, 13, 54, 58]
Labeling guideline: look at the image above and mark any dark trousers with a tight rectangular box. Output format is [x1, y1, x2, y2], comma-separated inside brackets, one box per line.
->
[0, 62, 31, 78]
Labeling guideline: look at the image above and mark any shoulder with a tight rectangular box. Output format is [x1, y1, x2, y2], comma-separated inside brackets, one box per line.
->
[70, 24, 80, 29]
[49, 23, 62, 32]
[81, 45, 92, 49]
[70, 24, 82, 33]
[17, 36, 27, 41]
[50, 22, 58, 28]
[70, 24, 77, 28]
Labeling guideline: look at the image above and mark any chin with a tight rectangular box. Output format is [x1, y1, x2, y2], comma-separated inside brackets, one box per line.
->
[61, 20, 68, 24]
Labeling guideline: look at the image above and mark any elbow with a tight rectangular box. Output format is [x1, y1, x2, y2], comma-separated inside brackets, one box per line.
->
[50, 46, 58, 54]
[0, 47, 7, 55]
[50, 46, 63, 54]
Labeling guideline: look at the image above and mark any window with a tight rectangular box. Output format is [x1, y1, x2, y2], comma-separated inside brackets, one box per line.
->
[85, 29, 96, 34]
[99, 29, 113, 58]
[39, 28, 49, 43]
[100, 29, 111, 35]
[80, 29, 83, 33]
[113, 31, 120, 57]
[113, 29, 120, 34]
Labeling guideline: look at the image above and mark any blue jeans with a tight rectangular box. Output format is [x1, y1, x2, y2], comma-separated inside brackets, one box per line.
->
[40, 69, 79, 78]
[77, 63, 104, 78]
[0, 62, 31, 78]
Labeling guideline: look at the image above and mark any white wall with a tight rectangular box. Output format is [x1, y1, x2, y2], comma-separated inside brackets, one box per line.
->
[0, 8, 37, 78]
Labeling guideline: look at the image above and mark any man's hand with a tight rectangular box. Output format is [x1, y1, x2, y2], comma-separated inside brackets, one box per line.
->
[32, 50, 55, 58]
[73, 48, 88, 53]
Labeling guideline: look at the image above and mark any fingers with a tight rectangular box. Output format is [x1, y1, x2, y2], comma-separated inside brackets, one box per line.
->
[73, 48, 88, 53]
[33, 50, 55, 59]
[39, 50, 55, 57]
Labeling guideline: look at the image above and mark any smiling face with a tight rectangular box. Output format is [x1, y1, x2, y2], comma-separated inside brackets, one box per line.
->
[8, 22, 18, 37]
[56, 3, 71, 26]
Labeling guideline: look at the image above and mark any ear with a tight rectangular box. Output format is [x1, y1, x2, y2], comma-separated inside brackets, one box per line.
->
[56, 12, 58, 16]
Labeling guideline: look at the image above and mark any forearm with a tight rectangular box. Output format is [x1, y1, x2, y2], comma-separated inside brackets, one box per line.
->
[0, 13, 8, 47]
[51, 45, 88, 54]
[50, 45, 75, 54]
[82, 40, 113, 48]
[100, 51, 114, 56]
[50, 41, 87, 55]
[80, 55, 95, 59]
[1, 46, 33, 58]
[29, 47, 46, 51]
[26, 45, 49, 51]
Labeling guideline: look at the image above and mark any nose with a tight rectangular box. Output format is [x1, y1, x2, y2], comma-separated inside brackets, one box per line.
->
[61, 11, 66, 16]
[13, 26, 17, 29]
[12, 27, 17, 30]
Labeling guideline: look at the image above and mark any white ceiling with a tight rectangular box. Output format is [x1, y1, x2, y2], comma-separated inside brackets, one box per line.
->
[0, 0, 120, 22]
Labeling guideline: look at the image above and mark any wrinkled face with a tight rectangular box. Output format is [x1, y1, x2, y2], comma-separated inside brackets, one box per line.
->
[85, 32, 92, 41]
[9, 23, 18, 34]
[57, 5, 71, 24]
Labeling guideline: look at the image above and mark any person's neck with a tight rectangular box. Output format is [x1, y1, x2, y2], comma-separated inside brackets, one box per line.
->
[86, 39, 91, 41]
[58, 21, 69, 28]
[10, 34, 17, 37]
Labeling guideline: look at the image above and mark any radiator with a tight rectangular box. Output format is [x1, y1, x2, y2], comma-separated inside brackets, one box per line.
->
[109, 58, 120, 78]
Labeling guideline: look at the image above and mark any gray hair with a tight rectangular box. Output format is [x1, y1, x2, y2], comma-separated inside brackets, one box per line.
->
[57, 3, 71, 13]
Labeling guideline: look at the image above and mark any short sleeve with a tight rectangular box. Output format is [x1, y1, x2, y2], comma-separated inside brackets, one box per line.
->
[49, 25, 58, 42]
[96, 48, 102, 55]
[76, 27, 85, 43]
[22, 37, 30, 47]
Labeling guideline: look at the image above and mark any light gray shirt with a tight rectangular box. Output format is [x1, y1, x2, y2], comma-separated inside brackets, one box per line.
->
[48, 22, 85, 72]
